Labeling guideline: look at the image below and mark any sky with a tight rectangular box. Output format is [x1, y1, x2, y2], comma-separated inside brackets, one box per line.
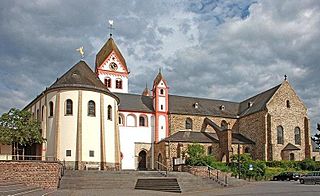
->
[0, 0, 319, 134]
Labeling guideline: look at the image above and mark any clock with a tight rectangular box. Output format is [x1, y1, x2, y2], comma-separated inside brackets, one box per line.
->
[109, 62, 118, 71]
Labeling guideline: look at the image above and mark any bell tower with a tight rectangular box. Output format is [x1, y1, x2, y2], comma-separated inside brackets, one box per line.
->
[152, 69, 169, 142]
[95, 37, 129, 93]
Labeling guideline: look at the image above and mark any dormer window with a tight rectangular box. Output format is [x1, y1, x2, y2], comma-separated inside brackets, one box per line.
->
[193, 102, 199, 109]
[220, 105, 225, 111]
[248, 102, 253, 108]
[286, 100, 290, 108]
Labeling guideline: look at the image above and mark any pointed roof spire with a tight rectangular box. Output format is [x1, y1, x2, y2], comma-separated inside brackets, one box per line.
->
[142, 82, 151, 96]
[153, 68, 167, 87]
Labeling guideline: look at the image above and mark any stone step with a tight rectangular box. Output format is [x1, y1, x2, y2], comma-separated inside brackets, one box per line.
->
[134, 178, 181, 193]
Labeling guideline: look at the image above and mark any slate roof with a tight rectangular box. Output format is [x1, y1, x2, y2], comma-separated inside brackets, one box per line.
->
[161, 131, 254, 144]
[115, 83, 282, 118]
[161, 131, 219, 143]
[282, 143, 301, 151]
[238, 84, 281, 117]
[115, 93, 154, 112]
[95, 38, 127, 71]
[153, 71, 167, 87]
[168, 95, 239, 118]
[49, 61, 108, 91]
[24, 61, 119, 110]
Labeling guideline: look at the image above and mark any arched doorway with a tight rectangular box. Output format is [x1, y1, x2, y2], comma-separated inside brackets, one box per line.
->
[289, 153, 295, 161]
[138, 150, 147, 170]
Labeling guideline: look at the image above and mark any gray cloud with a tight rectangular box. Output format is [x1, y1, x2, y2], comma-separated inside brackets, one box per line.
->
[0, 0, 320, 135]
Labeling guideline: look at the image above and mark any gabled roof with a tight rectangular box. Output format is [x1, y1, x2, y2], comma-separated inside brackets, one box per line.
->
[161, 131, 254, 144]
[238, 84, 281, 117]
[49, 60, 109, 91]
[115, 93, 154, 112]
[282, 143, 301, 151]
[168, 95, 239, 118]
[95, 38, 127, 72]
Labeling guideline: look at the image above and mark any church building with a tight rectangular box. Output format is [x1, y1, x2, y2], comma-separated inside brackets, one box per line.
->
[23, 35, 313, 170]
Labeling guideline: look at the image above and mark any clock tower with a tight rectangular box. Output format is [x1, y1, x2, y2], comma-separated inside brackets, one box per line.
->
[95, 37, 129, 93]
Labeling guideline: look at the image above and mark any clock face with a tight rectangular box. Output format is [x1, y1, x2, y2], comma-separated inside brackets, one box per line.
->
[109, 62, 118, 71]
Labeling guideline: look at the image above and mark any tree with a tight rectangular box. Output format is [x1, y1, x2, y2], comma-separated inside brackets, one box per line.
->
[313, 123, 320, 147]
[0, 108, 45, 156]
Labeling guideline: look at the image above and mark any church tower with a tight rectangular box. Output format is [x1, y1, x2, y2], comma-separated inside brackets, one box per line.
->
[152, 70, 169, 142]
[95, 37, 129, 93]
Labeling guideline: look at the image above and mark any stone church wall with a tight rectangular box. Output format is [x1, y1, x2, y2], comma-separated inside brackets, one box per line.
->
[168, 114, 238, 134]
[266, 81, 309, 161]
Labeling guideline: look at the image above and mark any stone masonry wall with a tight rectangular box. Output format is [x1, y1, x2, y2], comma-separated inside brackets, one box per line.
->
[169, 114, 238, 134]
[238, 111, 267, 160]
[0, 161, 63, 189]
[267, 81, 309, 161]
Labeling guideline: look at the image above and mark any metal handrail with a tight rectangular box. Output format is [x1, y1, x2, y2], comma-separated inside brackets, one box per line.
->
[156, 161, 168, 177]
[207, 165, 228, 186]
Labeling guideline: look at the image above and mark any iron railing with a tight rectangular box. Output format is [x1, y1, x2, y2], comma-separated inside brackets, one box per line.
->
[156, 161, 169, 177]
[207, 165, 228, 186]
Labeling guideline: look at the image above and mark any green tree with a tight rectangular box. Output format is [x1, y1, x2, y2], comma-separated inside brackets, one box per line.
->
[0, 108, 45, 156]
[313, 123, 320, 147]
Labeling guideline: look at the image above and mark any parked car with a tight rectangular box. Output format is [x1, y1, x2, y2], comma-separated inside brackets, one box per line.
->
[273, 172, 300, 181]
[299, 172, 320, 185]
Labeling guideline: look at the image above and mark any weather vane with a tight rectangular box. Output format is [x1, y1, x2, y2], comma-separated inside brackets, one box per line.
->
[76, 46, 84, 59]
[284, 74, 287, 81]
[108, 20, 114, 37]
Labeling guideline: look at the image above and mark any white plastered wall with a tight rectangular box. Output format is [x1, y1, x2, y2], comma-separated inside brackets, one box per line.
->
[158, 115, 166, 141]
[58, 91, 78, 162]
[119, 112, 154, 169]
[81, 91, 101, 162]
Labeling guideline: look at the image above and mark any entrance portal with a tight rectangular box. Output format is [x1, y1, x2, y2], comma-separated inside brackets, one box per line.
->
[138, 150, 147, 170]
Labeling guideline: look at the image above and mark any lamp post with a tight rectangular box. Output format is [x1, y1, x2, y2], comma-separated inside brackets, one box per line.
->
[238, 142, 241, 179]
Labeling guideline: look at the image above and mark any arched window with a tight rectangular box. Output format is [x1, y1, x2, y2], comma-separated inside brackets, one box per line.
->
[277, 126, 284, 144]
[41, 105, 45, 120]
[115, 78, 122, 89]
[286, 100, 290, 108]
[160, 89, 164, 95]
[126, 114, 136, 127]
[221, 120, 228, 130]
[88, 100, 95, 116]
[119, 114, 124, 126]
[36, 109, 40, 120]
[185, 118, 193, 129]
[49, 101, 54, 117]
[105, 77, 111, 88]
[107, 105, 112, 120]
[294, 127, 301, 145]
[139, 115, 147, 127]
[66, 99, 73, 115]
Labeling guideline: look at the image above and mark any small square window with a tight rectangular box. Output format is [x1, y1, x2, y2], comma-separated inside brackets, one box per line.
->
[89, 150, 94, 157]
[161, 105, 163, 110]
[161, 126, 163, 129]
[66, 150, 71, 157]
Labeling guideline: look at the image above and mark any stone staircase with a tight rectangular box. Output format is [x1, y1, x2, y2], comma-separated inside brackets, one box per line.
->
[58, 170, 226, 194]
[0, 180, 53, 196]
[135, 178, 181, 193]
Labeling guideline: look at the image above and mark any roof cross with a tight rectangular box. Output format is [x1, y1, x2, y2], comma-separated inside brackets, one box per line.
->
[284, 74, 287, 81]
[108, 20, 114, 37]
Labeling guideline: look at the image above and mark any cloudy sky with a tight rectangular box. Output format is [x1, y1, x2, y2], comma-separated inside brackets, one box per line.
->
[0, 0, 319, 134]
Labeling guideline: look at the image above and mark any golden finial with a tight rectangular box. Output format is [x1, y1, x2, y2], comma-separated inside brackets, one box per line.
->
[76, 46, 84, 59]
